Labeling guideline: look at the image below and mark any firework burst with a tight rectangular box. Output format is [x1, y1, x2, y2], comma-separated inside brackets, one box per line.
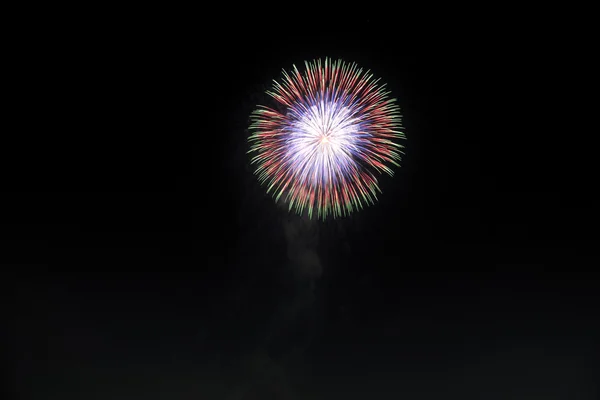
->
[248, 58, 405, 219]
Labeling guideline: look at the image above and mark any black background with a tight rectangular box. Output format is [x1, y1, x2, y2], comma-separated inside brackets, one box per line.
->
[4, 9, 598, 399]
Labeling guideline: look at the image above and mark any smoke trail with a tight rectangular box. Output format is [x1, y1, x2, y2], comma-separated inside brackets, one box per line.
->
[264, 209, 323, 354]
[226, 210, 325, 399]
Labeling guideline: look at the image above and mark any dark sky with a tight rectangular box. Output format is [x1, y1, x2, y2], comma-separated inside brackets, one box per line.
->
[5, 11, 598, 399]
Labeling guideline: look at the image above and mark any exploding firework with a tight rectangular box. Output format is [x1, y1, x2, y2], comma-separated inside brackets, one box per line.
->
[248, 58, 405, 219]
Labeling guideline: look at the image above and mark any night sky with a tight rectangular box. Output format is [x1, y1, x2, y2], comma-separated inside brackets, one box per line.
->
[5, 11, 598, 399]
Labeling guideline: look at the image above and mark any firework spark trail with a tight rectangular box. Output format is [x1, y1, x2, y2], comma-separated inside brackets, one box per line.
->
[249, 58, 406, 219]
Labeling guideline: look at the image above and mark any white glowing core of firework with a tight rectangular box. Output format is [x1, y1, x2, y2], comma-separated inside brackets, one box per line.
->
[287, 101, 362, 185]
